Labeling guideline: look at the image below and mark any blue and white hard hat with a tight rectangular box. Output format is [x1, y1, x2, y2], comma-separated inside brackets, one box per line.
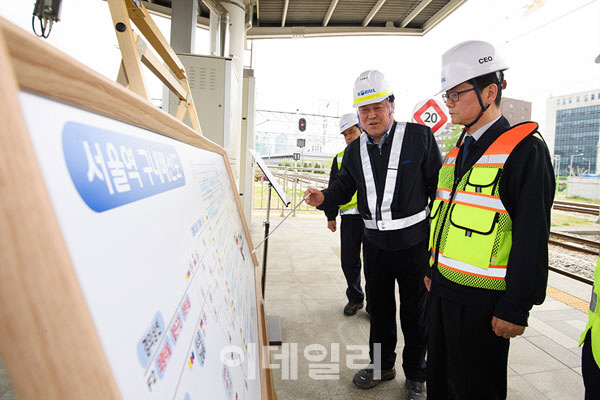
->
[352, 70, 393, 108]
[339, 113, 359, 133]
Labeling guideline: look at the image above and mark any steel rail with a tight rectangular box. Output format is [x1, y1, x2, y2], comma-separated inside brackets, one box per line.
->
[553, 204, 600, 216]
[554, 200, 599, 210]
[548, 265, 594, 285]
[550, 231, 600, 250]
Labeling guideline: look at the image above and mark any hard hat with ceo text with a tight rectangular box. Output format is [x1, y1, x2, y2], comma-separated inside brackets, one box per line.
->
[440, 40, 509, 93]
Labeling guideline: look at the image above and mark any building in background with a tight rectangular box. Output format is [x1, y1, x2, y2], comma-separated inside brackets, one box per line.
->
[432, 97, 532, 157]
[500, 97, 532, 126]
[546, 89, 600, 176]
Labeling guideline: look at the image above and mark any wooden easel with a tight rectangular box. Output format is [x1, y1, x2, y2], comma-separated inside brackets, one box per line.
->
[107, 0, 202, 134]
[0, 14, 276, 400]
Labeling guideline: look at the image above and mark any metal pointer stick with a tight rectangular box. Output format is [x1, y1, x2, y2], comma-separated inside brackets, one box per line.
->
[252, 193, 311, 253]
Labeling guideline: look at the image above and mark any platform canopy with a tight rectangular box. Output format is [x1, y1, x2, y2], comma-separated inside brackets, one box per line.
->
[142, 0, 468, 39]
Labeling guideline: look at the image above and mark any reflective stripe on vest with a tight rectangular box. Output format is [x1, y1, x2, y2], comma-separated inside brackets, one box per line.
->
[429, 122, 539, 290]
[360, 122, 427, 231]
[340, 208, 360, 215]
[434, 250, 507, 280]
[435, 188, 508, 214]
[336, 149, 359, 212]
[443, 154, 508, 167]
[580, 257, 600, 368]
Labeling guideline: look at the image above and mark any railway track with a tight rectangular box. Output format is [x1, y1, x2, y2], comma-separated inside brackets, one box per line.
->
[549, 231, 599, 255]
[553, 200, 600, 216]
[548, 231, 597, 285]
[548, 264, 594, 285]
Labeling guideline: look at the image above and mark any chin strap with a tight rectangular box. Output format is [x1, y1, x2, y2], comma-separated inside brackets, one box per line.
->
[464, 79, 490, 132]
[456, 72, 506, 147]
[382, 100, 394, 133]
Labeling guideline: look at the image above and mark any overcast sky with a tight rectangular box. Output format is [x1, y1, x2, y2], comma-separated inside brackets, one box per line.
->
[1, 0, 599, 136]
[251, 0, 600, 127]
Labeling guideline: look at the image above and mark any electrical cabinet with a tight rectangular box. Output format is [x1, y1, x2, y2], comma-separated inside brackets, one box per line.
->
[166, 54, 235, 149]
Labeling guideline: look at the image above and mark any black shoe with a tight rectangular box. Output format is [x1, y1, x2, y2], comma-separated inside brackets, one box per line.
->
[343, 301, 364, 316]
[352, 367, 396, 389]
[405, 379, 426, 400]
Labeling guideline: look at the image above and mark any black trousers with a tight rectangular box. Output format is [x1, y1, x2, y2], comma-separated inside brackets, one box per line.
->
[363, 236, 428, 381]
[427, 293, 509, 400]
[582, 330, 600, 400]
[340, 215, 365, 304]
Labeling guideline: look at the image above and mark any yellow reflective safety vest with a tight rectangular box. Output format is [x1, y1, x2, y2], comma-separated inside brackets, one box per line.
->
[579, 257, 600, 368]
[336, 149, 359, 215]
[428, 122, 539, 290]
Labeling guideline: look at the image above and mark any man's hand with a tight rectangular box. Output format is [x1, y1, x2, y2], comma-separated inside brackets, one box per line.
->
[424, 276, 431, 292]
[327, 220, 337, 232]
[491, 316, 525, 339]
[304, 188, 324, 207]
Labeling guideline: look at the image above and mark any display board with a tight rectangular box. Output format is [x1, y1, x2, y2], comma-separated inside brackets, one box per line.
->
[0, 18, 274, 400]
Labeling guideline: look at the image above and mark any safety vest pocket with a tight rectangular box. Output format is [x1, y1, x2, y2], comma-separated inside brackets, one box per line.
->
[444, 203, 499, 269]
[429, 199, 442, 219]
[491, 230, 511, 267]
[465, 167, 501, 195]
[428, 199, 443, 251]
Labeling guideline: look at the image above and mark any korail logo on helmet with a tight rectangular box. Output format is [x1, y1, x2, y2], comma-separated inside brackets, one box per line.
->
[357, 88, 376, 97]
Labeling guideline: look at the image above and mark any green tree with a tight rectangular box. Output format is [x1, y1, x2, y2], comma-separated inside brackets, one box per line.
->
[442, 125, 463, 154]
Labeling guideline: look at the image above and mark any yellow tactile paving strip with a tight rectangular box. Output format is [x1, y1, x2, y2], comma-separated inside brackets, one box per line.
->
[547, 285, 589, 313]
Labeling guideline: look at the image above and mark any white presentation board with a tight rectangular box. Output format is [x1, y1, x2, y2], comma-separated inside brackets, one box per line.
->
[18, 91, 262, 400]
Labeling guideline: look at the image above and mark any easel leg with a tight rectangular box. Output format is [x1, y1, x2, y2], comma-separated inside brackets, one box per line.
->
[261, 184, 283, 345]
[261, 220, 270, 298]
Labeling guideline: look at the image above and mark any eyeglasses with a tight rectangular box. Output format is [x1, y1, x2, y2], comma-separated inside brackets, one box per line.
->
[442, 88, 475, 103]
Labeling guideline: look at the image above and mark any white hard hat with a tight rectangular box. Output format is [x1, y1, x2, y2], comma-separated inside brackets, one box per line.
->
[353, 70, 393, 108]
[339, 113, 359, 133]
[440, 40, 509, 93]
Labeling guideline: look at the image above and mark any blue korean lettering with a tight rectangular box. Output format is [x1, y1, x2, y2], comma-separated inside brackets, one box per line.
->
[62, 121, 186, 212]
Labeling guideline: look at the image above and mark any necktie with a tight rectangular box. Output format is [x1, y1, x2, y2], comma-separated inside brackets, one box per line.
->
[460, 135, 475, 171]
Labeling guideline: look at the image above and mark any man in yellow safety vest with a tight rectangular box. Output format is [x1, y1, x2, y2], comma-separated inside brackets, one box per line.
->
[323, 113, 366, 316]
[426, 40, 555, 399]
[580, 256, 600, 399]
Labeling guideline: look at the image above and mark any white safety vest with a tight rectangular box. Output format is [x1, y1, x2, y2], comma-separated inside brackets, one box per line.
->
[359, 122, 427, 231]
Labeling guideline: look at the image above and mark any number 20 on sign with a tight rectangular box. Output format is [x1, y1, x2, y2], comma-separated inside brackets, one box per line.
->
[412, 99, 449, 135]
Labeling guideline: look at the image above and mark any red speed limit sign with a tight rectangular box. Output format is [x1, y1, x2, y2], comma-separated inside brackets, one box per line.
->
[412, 99, 449, 134]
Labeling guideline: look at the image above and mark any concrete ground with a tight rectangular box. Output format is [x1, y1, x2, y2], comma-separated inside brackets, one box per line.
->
[250, 214, 590, 400]
[0, 214, 591, 400]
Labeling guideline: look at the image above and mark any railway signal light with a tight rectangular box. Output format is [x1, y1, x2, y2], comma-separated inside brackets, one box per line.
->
[298, 118, 306, 132]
